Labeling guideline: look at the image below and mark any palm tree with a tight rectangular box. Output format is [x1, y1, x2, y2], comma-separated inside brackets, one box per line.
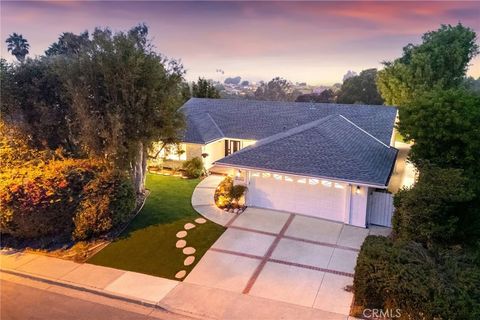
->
[5, 33, 30, 62]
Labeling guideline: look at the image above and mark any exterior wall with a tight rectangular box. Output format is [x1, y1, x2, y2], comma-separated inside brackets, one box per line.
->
[348, 185, 369, 227]
[203, 139, 225, 169]
[185, 143, 203, 160]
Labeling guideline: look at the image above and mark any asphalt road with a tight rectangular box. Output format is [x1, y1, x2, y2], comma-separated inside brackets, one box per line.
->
[0, 280, 184, 320]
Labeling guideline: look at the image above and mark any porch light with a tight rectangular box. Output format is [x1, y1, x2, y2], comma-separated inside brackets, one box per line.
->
[262, 172, 271, 178]
[273, 174, 282, 180]
[297, 178, 307, 184]
[356, 186, 361, 194]
[236, 170, 241, 177]
[321, 180, 332, 187]
[252, 172, 260, 177]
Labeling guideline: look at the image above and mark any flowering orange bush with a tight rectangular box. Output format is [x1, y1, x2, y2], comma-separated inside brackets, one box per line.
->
[0, 121, 135, 240]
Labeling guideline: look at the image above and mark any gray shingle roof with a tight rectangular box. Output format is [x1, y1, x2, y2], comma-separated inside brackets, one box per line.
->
[215, 114, 398, 186]
[182, 98, 397, 145]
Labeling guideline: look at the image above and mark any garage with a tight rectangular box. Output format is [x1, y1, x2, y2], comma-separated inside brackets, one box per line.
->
[246, 171, 348, 223]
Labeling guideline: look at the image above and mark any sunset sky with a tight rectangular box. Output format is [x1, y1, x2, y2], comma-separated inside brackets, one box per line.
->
[1, 1, 479, 85]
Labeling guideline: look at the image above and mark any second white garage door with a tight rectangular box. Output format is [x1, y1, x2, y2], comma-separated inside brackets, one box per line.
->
[246, 173, 348, 222]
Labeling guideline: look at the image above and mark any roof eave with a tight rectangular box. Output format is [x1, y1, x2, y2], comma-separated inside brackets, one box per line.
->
[213, 162, 388, 189]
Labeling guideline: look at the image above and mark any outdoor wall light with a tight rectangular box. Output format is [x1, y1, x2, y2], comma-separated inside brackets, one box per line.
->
[356, 186, 361, 194]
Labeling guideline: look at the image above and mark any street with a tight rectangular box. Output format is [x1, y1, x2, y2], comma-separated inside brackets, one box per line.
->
[0, 280, 188, 320]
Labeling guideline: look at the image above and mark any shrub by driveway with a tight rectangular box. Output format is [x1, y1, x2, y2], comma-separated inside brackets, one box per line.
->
[88, 174, 225, 279]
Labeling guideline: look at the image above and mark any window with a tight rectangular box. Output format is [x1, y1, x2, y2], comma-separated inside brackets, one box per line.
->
[297, 178, 307, 184]
[284, 176, 293, 182]
[262, 172, 271, 178]
[334, 183, 345, 189]
[251, 172, 260, 177]
[273, 174, 282, 180]
[309, 178, 319, 185]
[225, 139, 241, 156]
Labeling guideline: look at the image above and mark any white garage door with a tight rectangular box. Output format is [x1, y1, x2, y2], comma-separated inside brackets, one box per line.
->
[247, 173, 348, 222]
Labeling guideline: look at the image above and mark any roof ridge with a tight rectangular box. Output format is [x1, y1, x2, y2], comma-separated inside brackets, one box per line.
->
[206, 112, 225, 138]
[220, 114, 338, 160]
[338, 115, 390, 148]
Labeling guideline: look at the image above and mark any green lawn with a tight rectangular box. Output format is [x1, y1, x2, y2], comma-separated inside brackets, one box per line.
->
[88, 174, 225, 279]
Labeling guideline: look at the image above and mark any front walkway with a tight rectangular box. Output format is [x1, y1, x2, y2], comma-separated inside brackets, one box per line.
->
[184, 207, 379, 316]
[191, 175, 236, 226]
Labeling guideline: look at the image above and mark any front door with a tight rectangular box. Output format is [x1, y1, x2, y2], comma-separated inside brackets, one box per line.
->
[225, 139, 241, 156]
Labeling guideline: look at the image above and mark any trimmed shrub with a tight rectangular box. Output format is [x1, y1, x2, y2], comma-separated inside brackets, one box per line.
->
[392, 166, 474, 247]
[214, 176, 233, 208]
[182, 157, 204, 178]
[0, 158, 101, 238]
[72, 171, 135, 240]
[230, 184, 247, 204]
[354, 236, 480, 320]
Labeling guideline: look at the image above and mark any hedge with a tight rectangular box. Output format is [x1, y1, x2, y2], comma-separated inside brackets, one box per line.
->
[0, 157, 135, 241]
[354, 236, 480, 319]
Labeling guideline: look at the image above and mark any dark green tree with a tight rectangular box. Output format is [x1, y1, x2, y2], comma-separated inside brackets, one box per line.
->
[337, 68, 383, 105]
[1, 58, 73, 151]
[45, 31, 90, 56]
[296, 89, 335, 103]
[377, 24, 479, 106]
[191, 78, 220, 98]
[393, 166, 475, 248]
[399, 88, 480, 173]
[58, 24, 186, 193]
[5, 33, 30, 62]
[254, 77, 298, 101]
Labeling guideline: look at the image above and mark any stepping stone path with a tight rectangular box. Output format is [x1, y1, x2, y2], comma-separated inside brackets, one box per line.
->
[183, 247, 196, 255]
[175, 270, 187, 279]
[184, 223, 196, 230]
[176, 231, 187, 238]
[195, 218, 207, 224]
[174, 217, 209, 278]
[184, 256, 195, 266]
[176, 240, 186, 248]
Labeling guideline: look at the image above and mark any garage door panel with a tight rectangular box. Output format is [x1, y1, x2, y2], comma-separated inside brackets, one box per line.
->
[248, 175, 347, 222]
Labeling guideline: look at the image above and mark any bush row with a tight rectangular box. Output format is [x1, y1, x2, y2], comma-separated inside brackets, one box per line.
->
[354, 236, 480, 320]
[0, 157, 135, 241]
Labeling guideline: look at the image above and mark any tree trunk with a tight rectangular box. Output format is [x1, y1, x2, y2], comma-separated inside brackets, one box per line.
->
[132, 141, 147, 194]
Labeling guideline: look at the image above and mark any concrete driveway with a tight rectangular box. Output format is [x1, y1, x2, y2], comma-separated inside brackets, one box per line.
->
[185, 207, 377, 316]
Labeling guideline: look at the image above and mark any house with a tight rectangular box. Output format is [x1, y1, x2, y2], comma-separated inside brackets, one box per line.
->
[167, 98, 398, 228]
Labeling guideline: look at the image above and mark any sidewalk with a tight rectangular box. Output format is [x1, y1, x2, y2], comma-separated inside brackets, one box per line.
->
[1, 251, 353, 320]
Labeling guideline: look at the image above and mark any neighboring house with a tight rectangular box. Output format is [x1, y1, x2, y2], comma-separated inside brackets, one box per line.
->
[168, 98, 398, 228]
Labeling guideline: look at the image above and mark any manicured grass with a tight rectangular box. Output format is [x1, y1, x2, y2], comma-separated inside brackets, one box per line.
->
[88, 174, 225, 279]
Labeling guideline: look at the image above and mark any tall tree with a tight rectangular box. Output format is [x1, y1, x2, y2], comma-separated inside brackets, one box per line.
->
[5, 33, 30, 62]
[45, 31, 90, 56]
[377, 24, 479, 106]
[191, 78, 220, 98]
[337, 68, 383, 105]
[58, 24, 186, 193]
[1, 58, 73, 151]
[254, 77, 299, 101]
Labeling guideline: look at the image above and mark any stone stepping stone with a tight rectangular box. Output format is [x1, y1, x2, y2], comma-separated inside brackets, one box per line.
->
[183, 247, 196, 255]
[176, 240, 186, 248]
[175, 270, 187, 279]
[176, 230, 187, 238]
[195, 218, 207, 224]
[184, 223, 196, 230]
[184, 256, 195, 266]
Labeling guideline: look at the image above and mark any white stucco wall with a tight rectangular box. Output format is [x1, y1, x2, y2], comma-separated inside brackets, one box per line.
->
[348, 185, 369, 227]
[202, 139, 225, 169]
